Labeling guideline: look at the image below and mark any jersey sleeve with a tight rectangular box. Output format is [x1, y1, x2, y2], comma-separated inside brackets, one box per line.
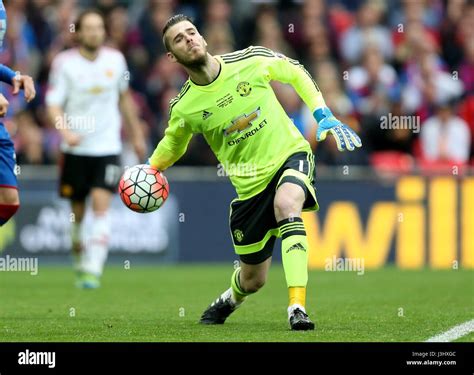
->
[259, 47, 326, 112]
[45, 55, 68, 107]
[0, 64, 15, 84]
[148, 106, 193, 171]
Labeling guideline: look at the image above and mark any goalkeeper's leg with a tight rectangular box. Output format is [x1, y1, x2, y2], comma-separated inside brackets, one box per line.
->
[274, 182, 314, 330]
[199, 257, 271, 324]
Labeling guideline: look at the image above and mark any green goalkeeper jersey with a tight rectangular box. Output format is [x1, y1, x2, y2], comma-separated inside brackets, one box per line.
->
[149, 46, 326, 200]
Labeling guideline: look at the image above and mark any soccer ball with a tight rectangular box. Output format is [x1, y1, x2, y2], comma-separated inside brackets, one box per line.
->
[118, 164, 169, 213]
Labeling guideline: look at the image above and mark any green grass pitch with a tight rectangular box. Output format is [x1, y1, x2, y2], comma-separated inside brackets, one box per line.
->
[1, 265, 472, 342]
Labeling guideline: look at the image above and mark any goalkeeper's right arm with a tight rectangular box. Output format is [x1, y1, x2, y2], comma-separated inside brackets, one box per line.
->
[148, 109, 192, 171]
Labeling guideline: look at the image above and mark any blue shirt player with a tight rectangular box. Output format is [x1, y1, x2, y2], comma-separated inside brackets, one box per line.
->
[0, 0, 36, 225]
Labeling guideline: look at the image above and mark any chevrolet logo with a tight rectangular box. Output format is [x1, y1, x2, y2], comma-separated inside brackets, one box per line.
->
[223, 107, 260, 136]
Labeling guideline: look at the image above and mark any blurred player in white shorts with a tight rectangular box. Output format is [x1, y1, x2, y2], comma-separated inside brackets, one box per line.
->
[46, 9, 146, 288]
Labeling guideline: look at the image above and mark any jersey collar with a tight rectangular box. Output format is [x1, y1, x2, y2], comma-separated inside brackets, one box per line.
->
[188, 56, 225, 91]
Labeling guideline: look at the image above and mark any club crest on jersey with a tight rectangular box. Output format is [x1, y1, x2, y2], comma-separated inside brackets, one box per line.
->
[223, 107, 260, 136]
[233, 229, 244, 243]
[236, 81, 252, 97]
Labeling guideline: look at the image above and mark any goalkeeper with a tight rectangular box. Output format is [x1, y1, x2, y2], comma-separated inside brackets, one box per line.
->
[149, 15, 362, 330]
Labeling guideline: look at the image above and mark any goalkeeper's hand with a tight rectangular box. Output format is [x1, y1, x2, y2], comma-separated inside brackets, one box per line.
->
[313, 107, 362, 151]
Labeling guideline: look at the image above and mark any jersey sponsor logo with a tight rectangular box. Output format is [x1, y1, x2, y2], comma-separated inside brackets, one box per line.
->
[202, 110, 213, 120]
[223, 107, 260, 136]
[236, 81, 252, 97]
[88, 86, 105, 94]
[227, 119, 267, 146]
[233, 229, 244, 243]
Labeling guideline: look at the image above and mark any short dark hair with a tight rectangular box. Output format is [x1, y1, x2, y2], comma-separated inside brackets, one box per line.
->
[75, 9, 105, 32]
[162, 14, 195, 52]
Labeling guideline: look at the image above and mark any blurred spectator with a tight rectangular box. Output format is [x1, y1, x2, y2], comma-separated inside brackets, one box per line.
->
[420, 101, 471, 164]
[253, 9, 295, 56]
[314, 61, 354, 120]
[306, 61, 367, 165]
[201, 0, 235, 55]
[458, 94, 474, 161]
[43, 0, 80, 70]
[339, 0, 393, 64]
[299, 0, 326, 53]
[145, 54, 187, 116]
[346, 46, 399, 117]
[1, 0, 40, 94]
[402, 50, 463, 120]
[105, 5, 130, 52]
[440, 0, 466, 70]
[393, 0, 444, 29]
[393, 19, 440, 68]
[459, 38, 474, 94]
[326, 3, 354, 42]
[12, 111, 45, 165]
[302, 20, 337, 68]
[137, 0, 174, 64]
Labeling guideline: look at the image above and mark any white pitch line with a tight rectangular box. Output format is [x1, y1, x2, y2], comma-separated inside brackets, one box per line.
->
[425, 319, 474, 342]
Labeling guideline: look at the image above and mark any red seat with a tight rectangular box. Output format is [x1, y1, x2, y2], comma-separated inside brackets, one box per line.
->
[370, 151, 415, 173]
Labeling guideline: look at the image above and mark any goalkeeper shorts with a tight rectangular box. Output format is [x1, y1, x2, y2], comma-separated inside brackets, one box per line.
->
[229, 151, 318, 265]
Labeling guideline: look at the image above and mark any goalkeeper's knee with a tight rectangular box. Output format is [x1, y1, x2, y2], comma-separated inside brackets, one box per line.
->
[232, 266, 266, 295]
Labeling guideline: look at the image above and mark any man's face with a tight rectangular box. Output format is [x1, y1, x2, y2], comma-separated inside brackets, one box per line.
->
[165, 21, 207, 66]
[78, 13, 106, 51]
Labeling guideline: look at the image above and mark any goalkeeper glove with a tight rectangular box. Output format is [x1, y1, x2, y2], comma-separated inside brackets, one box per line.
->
[313, 107, 362, 151]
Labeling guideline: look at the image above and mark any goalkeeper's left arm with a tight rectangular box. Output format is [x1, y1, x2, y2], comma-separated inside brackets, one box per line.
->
[262, 47, 361, 151]
[148, 108, 193, 171]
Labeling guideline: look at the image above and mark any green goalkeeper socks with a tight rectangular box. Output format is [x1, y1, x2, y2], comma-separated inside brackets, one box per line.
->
[279, 217, 309, 289]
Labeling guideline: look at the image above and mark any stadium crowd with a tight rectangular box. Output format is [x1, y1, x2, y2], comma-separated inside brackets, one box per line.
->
[1, 0, 473, 172]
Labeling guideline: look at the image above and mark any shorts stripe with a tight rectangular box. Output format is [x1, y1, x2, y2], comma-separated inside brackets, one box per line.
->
[281, 230, 306, 239]
[233, 228, 280, 255]
[280, 224, 306, 233]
